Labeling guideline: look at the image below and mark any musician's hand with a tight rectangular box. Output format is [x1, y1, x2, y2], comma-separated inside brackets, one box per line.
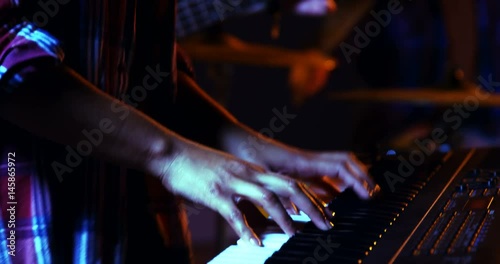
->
[222, 130, 377, 202]
[289, 57, 331, 106]
[260, 146, 377, 201]
[159, 140, 333, 245]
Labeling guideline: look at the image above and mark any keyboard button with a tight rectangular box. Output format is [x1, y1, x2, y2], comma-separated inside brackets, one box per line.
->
[483, 188, 497, 197]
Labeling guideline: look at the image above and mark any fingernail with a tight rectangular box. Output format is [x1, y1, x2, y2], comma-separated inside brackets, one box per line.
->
[326, 209, 335, 218]
[324, 218, 334, 229]
[293, 206, 300, 215]
[363, 180, 370, 190]
[369, 184, 381, 197]
[250, 237, 261, 247]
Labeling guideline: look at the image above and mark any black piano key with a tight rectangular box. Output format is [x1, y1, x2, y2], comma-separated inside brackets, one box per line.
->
[334, 213, 398, 226]
[330, 200, 407, 215]
[290, 232, 379, 247]
[278, 239, 367, 254]
[338, 207, 401, 218]
[290, 227, 363, 252]
[388, 192, 416, 202]
[269, 153, 439, 263]
[268, 249, 368, 262]
[333, 216, 393, 228]
[300, 224, 386, 245]
[265, 253, 362, 264]
[274, 242, 371, 262]
[299, 228, 384, 243]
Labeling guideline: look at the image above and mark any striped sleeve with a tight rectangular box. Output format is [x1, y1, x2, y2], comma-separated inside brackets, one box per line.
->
[0, 19, 64, 93]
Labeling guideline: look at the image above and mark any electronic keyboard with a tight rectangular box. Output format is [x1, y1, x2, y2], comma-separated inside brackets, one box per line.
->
[209, 148, 500, 264]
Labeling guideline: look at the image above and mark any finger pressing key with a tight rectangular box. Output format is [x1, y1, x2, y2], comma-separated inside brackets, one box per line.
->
[255, 173, 332, 231]
[231, 177, 297, 237]
[292, 182, 334, 230]
[218, 197, 261, 246]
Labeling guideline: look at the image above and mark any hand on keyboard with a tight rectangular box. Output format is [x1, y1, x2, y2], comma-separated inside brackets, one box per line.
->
[160, 141, 334, 246]
[240, 146, 379, 200]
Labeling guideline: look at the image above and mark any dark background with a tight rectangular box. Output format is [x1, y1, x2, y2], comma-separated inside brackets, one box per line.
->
[183, 0, 500, 262]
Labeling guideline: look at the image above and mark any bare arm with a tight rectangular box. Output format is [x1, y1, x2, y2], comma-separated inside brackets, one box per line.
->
[170, 72, 376, 199]
[0, 64, 334, 243]
[0, 64, 178, 178]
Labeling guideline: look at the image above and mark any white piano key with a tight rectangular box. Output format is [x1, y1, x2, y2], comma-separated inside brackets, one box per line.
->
[208, 233, 290, 264]
[207, 245, 277, 264]
[208, 212, 307, 264]
[260, 233, 290, 249]
[267, 210, 311, 223]
[236, 233, 289, 250]
[290, 210, 311, 222]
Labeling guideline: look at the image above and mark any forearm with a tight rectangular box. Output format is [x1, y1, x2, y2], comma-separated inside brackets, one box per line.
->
[0, 65, 181, 178]
[171, 72, 294, 164]
[166, 71, 240, 149]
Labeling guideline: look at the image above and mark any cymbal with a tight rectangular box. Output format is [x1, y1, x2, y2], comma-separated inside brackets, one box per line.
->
[328, 85, 500, 106]
[179, 34, 337, 70]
